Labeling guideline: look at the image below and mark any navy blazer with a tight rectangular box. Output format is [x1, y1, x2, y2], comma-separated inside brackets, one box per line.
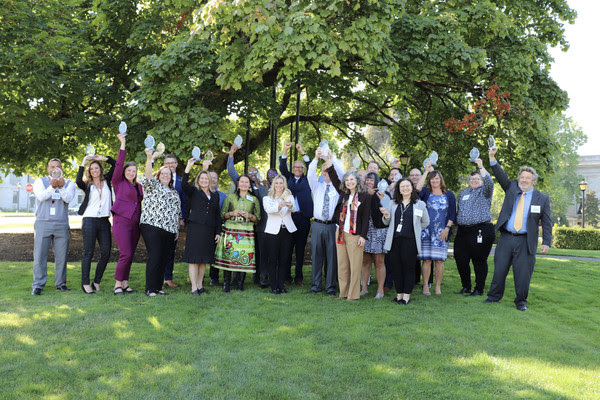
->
[75, 156, 116, 215]
[491, 162, 552, 255]
[279, 157, 314, 219]
[174, 174, 188, 219]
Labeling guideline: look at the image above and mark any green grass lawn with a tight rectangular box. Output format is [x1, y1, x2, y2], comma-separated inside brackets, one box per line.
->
[539, 247, 600, 258]
[1, 258, 598, 399]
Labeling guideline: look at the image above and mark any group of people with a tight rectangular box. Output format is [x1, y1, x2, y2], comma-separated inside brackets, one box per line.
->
[31, 136, 552, 311]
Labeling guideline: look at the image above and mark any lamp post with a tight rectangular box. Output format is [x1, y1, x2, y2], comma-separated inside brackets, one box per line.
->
[579, 180, 588, 228]
[399, 152, 410, 176]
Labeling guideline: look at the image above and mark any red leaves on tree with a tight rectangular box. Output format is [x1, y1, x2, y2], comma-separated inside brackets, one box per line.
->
[445, 84, 511, 135]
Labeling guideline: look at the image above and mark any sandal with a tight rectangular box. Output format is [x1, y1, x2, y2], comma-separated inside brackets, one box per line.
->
[113, 287, 124, 295]
[145, 291, 157, 297]
[123, 286, 137, 294]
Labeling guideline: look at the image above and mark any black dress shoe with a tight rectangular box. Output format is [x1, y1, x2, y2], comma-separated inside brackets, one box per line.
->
[468, 290, 482, 297]
[271, 289, 280, 295]
[483, 298, 499, 303]
[223, 283, 231, 293]
[31, 288, 42, 296]
[198, 288, 206, 294]
[191, 289, 201, 296]
[210, 279, 223, 287]
[455, 288, 472, 294]
[517, 304, 528, 311]
[391, 297, 400, 303]
[310, 289, 321, 294]
[56, 285, 70, 292]
[278, 288, 288, 294]
[327, 291, 337, 296]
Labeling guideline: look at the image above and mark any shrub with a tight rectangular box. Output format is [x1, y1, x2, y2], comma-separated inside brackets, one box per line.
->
[553, 226, 600, 250]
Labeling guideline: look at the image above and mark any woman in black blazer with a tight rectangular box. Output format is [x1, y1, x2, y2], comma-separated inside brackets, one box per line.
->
[76, 154, 116, 294]
[182, 159, 222, 295]
[328, 167, 372, 301]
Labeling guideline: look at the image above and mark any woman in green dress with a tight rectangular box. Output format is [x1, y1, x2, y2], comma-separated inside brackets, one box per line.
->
[215, 174, 261, 292]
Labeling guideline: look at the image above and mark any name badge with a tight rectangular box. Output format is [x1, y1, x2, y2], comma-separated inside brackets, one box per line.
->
[396, 224, 403, 232]
[328, 189, 336, 197]
[246, 194, 253, 201]
[414, 209, 423, 217]
[52, 192, 61, 200]
[50, 207, 56, 216]
[531, 205, 541, 213]
[462, 194, 470, 201]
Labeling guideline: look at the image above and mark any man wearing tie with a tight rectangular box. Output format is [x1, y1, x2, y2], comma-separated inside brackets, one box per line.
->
[485, 146, 552, 311]
[280, 142, 313, 286]
[307, 148, 345, 295]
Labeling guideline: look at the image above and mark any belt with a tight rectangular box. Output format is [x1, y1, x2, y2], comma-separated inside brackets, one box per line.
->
[501, 228, 526, 236]
[292, 211, 301, 215]
[314, 219, 334, 225]
[459, 222, 492, 228]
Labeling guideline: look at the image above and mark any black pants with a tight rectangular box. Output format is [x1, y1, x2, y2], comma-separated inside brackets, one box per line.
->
[163, 238, 178, 281]
[454, 223, 495, 293]
[388, 236, 418, 294]
[289, 214, 310, 283]
[267, 228, 294, 291]
[256, 231, 269, 285]
[140, 224, 175, 293]
[81, 217, 111, 285]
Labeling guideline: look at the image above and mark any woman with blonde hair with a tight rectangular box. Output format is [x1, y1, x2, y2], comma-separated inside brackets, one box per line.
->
[263, 175, 297, 294]
[182, 159, 222, 295]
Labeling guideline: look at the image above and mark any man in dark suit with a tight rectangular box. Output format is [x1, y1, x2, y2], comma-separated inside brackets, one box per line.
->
[162, 154, 188, 287]
[280, 141, 313, 286]
[485, 146, 552, 311]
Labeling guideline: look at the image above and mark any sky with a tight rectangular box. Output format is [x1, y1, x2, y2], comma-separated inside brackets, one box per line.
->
[548, 0, 600, 156]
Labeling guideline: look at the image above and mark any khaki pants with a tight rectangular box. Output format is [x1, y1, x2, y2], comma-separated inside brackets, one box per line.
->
[336, 230, 364, 300]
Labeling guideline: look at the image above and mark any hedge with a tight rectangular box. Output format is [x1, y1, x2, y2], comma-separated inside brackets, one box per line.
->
[553, 226, 600, 250]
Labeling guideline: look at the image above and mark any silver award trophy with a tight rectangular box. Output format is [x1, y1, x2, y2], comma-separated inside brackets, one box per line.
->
[319, 140, 330, 159]
[119, 121, 128, 136]
[377, 180, 389, 192]
[488, 135, 496, 149]
[352, 157, 361, 169]
[204, 150, 214, 162]
[422, 158, 431, 169]
[380, 193, 391, 210]
[144, 135, 156, 151]
[156, 142, 165, 155]
[85, 144, 95, 157]
[429, 151, 439, 166]
[192, 146, 201, 161]
[51, 168, 63, 179]
[469, 147, 480, 162]
[234, 135, 243, 148]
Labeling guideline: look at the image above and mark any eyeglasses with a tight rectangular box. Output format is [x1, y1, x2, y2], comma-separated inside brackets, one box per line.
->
[248, 170, 258, 175]
[164, 161, 177, 165]
[293, 166, 304, 169]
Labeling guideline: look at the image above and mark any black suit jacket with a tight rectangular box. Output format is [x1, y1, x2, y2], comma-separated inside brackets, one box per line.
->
[491, 162, 552, 255]
[279, 156, 314, 219]
[76, 156, 117, 215]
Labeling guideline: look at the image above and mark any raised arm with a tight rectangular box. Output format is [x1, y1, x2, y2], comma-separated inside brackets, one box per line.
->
[279, 142, 294, 179]
[112, 134, 127, 185]
[307, 150, 320, 191]
[182, 158, 198, 196]
[416, 161, 433, 192]
[489, 147, 511, 191]
[227, 144, 241, 182]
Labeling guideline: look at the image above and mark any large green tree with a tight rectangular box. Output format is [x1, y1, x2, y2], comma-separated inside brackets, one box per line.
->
[1, 0, 577, 187]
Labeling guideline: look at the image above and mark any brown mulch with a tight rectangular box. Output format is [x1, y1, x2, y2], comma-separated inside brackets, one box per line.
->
[0, 230, 312, 263]
[0, 230, 186, 263]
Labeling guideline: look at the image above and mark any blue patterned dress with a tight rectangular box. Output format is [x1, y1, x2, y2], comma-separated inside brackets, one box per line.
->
[419, 193, 450, 261]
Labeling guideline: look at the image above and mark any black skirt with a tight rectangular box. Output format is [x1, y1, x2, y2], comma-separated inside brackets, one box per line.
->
[182, 221, 217, 264]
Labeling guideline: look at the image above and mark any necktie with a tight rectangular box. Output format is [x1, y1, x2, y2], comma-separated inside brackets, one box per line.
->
[514, 192, 525, 231]
[322, 184, 330, 220]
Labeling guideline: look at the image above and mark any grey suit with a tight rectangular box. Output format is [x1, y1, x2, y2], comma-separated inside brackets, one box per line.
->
[487, 162, 552, 307]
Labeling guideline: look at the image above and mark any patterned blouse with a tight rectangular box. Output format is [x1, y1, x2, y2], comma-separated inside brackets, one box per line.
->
[139, 176, 182, 234]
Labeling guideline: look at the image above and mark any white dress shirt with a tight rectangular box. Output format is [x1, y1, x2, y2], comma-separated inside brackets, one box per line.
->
[307, 157, 344, 221]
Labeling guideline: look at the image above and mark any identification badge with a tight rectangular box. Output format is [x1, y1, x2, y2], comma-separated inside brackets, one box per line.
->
[531, 205, 540, 213]
[477, 230, 483, 244]
[415, 209, 423, 217]
[396, 224, 403, 232]
[50, 207, 56, 216]
[246, 194, 253, 201]
[462, 194, 470, 201]
[52, 192, 61, 200]
[328, 189, 336, 197]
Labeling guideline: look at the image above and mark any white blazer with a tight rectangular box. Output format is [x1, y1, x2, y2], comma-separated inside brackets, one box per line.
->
[263, 194, 298, 235]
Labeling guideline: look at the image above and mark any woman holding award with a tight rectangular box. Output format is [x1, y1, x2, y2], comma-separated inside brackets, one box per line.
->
[262, 175, 297, 294]
[182, 158, 222, 295]
[139, 148, 182, 297]
[111, 133, 143, 295]
[416, 161, 456, 295]
[76, 152, 116, 294]
[214, 174, 261, 292]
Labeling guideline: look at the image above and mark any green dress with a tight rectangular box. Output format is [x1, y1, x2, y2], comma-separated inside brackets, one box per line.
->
[214, 193, 261, 273]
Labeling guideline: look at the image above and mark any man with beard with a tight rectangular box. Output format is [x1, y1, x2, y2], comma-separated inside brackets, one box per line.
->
[485, 146, 552, 311]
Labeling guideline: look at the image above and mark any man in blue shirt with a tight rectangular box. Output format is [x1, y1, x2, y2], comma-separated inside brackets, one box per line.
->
[485, 146, 552, 311]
